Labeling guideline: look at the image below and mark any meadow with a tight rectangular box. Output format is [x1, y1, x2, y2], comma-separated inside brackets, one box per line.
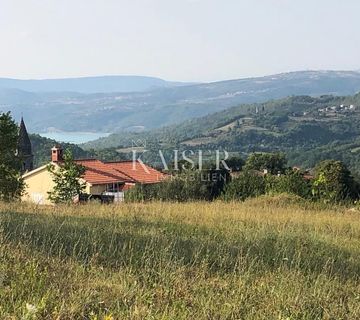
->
[0, 196, 359, 319]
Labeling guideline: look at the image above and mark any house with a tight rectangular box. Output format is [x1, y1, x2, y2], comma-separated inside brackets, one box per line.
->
[22, 145, 166, 205]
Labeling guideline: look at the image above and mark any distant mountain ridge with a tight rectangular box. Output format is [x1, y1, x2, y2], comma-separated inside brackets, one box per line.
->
[0, 75, 187, 94]
[1, 70, 360, 133]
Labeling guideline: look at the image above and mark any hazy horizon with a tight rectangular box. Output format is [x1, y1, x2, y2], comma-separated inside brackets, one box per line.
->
[1, 0, 360, 82]
[1, 68, 360, 83]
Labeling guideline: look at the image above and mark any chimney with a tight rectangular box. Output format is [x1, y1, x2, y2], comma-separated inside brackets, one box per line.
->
[51, 145, 63, 162]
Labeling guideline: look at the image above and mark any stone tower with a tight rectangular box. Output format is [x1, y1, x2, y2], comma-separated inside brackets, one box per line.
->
[18, 117, 34, 173]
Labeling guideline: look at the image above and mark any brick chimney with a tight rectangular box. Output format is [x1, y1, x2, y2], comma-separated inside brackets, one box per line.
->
[51, 145, 63, 162]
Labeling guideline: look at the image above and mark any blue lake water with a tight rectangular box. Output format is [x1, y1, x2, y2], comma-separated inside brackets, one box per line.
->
[39, 132, 111, 144]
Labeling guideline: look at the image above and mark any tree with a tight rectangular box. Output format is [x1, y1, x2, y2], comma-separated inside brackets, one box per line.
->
[126, 167, 229, 202]
[244, 152, 287, 174]
[265, 169, 311, 199]
[225, 156, 245, 172]
[0, 112, 24, 201]
[222, 171, 266, 201]
[312, 160, 359, 203]
[47, 149, 86, 204]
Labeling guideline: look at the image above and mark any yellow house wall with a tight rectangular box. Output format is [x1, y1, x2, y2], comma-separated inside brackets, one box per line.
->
[22, 168, 55, 205]
[22, 167, 93, 205]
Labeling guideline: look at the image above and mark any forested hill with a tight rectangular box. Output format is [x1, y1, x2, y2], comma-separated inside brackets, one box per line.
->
[84, 93, 360, 174]
[29, 134, 130, 168]
[29, 134, 93, 168]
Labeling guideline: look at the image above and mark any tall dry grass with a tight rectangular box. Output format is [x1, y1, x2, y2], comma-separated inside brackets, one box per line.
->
[0, 195, 359, 319]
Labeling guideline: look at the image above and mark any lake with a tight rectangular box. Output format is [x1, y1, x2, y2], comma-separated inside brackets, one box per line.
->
[39, 132, 111, 144]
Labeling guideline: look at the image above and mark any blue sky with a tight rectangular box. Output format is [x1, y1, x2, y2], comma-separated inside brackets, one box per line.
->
[0, 0, 359, 82]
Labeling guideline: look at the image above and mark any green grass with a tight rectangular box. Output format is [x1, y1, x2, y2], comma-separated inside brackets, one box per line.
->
[1, 197, 360, 319]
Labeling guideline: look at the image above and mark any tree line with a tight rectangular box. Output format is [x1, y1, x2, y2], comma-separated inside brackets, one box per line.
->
[126, 153, 360, 204]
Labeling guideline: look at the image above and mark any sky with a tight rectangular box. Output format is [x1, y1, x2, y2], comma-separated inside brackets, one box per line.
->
[0, 0, 360, 82]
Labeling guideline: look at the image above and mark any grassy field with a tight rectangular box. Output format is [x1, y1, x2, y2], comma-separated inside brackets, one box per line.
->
[0, 196, 359, 319]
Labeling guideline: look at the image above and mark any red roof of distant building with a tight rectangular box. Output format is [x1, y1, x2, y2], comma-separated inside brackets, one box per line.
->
[74, 159, 165, 185]
[75, 159, 131, 185]
[107, 160, 166, 184]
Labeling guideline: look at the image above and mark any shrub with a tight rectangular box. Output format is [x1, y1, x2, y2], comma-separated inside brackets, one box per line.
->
[126, 169, 229, 202]
[244, 152, 287, 174]
[265, 170, 312, 199]
[125, 183, 161, 202]
[312, 160, 360, 203]
[222, 171, 266, 201]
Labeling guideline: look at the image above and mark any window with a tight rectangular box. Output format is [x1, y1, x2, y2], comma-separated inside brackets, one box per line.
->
[106, 183, 123, 192]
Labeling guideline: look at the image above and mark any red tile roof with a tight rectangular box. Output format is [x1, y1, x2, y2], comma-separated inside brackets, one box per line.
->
[75, 159, 130, 185]
[74, 159, 165, 185]
[106, 161, 166, 184]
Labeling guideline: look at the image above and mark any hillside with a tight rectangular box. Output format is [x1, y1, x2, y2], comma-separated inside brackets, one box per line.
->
[84, 93, 360, 173]
[1, 200, 359, 318]
[29, 134, 94, 167]
[29, 134, 130, 168]
[2, 70, 360, 132]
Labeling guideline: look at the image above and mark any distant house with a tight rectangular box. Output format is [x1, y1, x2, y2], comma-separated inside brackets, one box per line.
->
[22, 146, 166, 205]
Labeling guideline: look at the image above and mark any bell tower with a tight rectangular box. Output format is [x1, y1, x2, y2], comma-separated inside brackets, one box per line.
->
[17, 117, 34, 173]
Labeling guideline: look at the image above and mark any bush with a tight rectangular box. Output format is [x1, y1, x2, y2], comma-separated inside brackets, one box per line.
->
[312, 160, 360, 203]
[244, 152, 287, 174]
[222, 169, 312, 202]
[265, 170, 311, 199]
[125, 183, 161, 202]
[222, 171, 266, 201]
[126, 169, 229, 202]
